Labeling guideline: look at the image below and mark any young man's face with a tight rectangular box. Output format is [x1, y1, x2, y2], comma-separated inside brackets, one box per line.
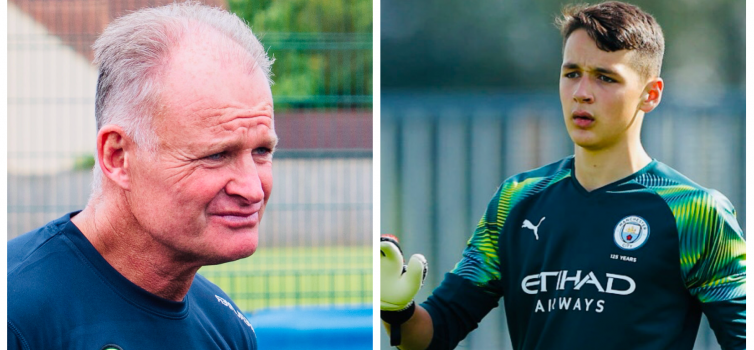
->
[559, 29, 651, 151]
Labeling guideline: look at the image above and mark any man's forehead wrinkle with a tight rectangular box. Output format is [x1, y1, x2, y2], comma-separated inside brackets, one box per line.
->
[199, 116, 274, 150]
[205, 104, 274, 134]
[219, 113, 274, 130]
[176, 103, 272, 130]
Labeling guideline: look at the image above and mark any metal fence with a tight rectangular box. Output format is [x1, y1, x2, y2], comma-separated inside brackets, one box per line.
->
[380, 91, 744, 350]
[8, 0, 372, 312]
[264, 32, 373, 108]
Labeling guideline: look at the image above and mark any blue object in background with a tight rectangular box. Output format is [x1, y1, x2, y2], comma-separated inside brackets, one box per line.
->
[249, 306, 373, 350]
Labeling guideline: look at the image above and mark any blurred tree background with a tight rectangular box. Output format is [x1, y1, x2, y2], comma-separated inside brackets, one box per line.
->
[229, 0, 373, 109]
[382, 0, 744, 94]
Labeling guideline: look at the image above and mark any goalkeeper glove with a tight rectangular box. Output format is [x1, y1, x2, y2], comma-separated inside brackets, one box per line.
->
[380, 234, 428, 346]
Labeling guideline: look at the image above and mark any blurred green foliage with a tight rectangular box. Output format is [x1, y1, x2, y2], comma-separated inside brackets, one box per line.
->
[228, 0, 373, 109]
[381, 0, 744, 92]
[230, 0, 372, 33]
[73, 154, 96, 171]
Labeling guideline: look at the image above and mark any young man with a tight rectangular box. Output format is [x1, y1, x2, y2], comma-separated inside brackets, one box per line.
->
[380, 2, 746, 350]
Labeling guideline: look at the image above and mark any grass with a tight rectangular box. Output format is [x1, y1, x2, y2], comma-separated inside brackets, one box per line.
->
[199, 245, 372, 312]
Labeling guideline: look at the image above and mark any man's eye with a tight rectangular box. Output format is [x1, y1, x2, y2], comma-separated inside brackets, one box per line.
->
[205, 152, 227, 161]
[253, 147, 273, 157]
[599, 75, 616, 83]
[563, 71, 579, 79]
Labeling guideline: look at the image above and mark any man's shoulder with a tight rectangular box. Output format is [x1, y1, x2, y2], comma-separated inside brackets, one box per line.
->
[8, 215, 81, 297]
[191, 273, 230, 298]
[506, 156, 573, 182]
[8, 214, 72, 271]
[191, 273, 257, 336]
[633, 161, 742, 245]
[7, 214, 88, 337]
[636, 161, 705, 191]
[190, 273, 246, 317]
[635, 161, 735, 213]
[496, 157, 573, 197]
[478, 157, 573, 223]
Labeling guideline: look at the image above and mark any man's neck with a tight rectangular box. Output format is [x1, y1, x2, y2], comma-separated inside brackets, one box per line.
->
[71, 198, 199, 302]
[573, 141, 652, 192]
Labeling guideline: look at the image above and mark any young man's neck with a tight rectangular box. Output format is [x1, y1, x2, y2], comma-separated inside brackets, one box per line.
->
[573, 142, 652, 192]
[71, 194, 200, 302]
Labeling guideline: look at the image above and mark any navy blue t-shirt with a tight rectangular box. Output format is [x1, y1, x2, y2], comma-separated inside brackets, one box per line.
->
[423, 157, 746, 350]
[8, 212, 257, 350]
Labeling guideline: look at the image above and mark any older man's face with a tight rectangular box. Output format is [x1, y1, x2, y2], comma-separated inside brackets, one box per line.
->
[126, 36, 275, 265]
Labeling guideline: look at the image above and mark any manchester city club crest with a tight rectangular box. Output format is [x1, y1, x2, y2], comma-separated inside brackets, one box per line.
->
[613, 215, 650, 250]
[101, 346, 124, 350]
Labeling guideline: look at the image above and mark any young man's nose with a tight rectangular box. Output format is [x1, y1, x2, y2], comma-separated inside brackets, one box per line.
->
[573, 79, 594, 103]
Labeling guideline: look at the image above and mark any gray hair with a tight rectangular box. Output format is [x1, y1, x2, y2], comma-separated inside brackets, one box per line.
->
[90, 1, 273, 194]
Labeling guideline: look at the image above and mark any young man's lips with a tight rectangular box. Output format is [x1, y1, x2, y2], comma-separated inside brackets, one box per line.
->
[572, 111, 594, 127]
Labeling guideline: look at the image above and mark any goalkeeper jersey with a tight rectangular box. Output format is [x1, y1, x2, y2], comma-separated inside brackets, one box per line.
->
[422, 156, 746, 350]
[8, 212, 257, 350]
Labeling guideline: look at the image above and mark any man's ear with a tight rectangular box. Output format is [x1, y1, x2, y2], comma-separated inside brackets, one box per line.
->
[97, 125, 133, 190]
[639, 78, 664, 114]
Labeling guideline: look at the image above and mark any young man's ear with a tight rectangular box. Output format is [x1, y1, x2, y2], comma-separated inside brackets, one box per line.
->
[639, 78, 664, 113]
[97, 125, 133, 190]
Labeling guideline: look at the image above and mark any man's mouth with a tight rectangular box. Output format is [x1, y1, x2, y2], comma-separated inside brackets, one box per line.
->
[572, 111, 594, 127]
[210, 210, 260, 228]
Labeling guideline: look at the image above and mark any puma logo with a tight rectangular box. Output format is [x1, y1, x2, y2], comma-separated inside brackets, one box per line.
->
[522, 217, 545, 240]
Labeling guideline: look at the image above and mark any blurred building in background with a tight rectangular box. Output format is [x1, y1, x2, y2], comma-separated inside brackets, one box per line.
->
[380, 1, 744, 349]
[8, 0, 372, 349]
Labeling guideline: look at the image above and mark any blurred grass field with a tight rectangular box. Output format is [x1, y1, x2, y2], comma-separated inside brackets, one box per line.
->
[199, 245, 372, 312]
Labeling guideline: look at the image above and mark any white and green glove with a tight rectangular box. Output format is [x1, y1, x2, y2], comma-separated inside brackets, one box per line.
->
[381, 234, 428, 311]
[380, 234, 428, 346]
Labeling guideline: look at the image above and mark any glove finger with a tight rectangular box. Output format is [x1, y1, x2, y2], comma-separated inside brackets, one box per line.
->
[380, 240, 405, 275]
[404, 253, 428, 290]
[380, 235, 403, 256]
[380, 234, 401, 246]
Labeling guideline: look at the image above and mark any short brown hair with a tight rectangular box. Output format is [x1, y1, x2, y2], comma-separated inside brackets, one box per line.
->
[555, 1, 664, 78]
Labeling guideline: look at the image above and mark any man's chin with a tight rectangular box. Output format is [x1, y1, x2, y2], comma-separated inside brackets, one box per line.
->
[200, 244, 257, 266]
[569, 132, 603, 150]
[202, 227, 259, 263]
[225, 233, 258, 259]
[224, 246, 257, 263]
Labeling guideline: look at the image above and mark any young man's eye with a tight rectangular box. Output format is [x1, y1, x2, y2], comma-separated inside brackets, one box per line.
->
[563, 71, 579, 79]
[599, 75, 616, 83]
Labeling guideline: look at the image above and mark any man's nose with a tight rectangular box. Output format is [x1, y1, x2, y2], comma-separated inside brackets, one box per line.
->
[573, 78, 594, 104]
[225, 154, 265, 203]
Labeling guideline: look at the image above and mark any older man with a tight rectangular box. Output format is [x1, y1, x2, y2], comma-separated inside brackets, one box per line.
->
[8, 3, 275, 349]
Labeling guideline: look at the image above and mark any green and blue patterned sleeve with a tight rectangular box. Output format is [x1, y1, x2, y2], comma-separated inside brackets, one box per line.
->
[448, 182, 507, 295]
[423, 169, 571, 350]
[422, 183, 511, 350]
[451, 170, 571, 293]
[675, 190, 746, 349]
